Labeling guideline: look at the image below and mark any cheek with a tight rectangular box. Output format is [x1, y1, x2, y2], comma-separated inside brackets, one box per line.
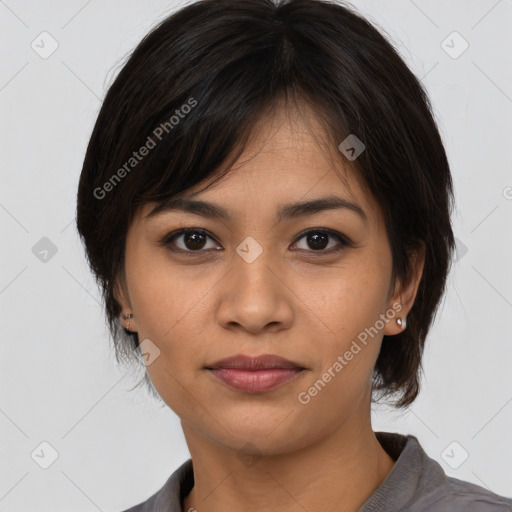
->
[304, 261, 390, 344]
[124, 248, 221, 404]
[297, 258, 391, 393]
[294, 287, 385, 427]
[126, 246, 212, 339]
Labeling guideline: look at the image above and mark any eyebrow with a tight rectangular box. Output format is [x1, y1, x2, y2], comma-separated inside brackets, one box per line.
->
[145, 194, 367, 224]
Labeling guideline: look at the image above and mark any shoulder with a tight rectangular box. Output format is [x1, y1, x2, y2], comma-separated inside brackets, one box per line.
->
[399, 439, 512, 511]
[369, 432, 512, 512]
[118, 478, 173, 512]
[117, 459, 194, 512]
[404, 474, 512, 511]
[422, 475, 512, 511]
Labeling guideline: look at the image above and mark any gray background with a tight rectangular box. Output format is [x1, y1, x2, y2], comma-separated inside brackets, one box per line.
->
[1, 0, 511, 510]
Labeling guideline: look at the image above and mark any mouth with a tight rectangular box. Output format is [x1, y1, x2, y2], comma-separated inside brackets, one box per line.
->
[205, 354, 307, 394]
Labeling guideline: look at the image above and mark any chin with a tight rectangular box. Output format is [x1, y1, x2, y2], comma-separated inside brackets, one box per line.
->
[209, 419, 312, 456]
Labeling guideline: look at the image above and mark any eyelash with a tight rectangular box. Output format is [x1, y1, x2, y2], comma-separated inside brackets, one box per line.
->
[158, 228, 352, 256]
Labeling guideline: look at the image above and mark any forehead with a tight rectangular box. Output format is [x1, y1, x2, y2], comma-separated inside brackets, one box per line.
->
[138, 101, 382, 228]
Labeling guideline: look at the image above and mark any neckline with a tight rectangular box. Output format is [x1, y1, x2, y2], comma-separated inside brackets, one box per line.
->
[178, 431, 411, 511]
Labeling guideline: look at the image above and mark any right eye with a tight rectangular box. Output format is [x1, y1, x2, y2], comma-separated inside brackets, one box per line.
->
[160, 228, 222, 254]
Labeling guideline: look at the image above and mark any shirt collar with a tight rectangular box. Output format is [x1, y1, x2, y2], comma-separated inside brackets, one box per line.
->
[359, 431, 445, 511]
[148, 431, 441, 512]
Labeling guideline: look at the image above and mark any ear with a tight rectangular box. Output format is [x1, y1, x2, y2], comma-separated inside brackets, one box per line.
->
[114, 270, 138, 333]
[384, 242, 425, 336]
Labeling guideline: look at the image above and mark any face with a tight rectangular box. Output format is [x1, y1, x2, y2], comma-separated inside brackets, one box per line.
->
[116, 103, 421, 456]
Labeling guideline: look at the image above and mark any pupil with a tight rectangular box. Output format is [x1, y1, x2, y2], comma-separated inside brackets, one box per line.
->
[309, 232, 328, 250]
[185, 232, 206, 250]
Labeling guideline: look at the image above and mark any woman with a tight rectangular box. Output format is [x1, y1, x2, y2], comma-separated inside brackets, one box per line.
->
[76, 0, 512, 510]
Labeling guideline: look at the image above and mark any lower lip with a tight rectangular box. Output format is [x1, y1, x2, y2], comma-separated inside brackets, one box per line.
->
[207, 368, 305, 393]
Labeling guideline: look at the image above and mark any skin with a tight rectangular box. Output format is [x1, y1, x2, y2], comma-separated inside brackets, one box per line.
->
[115, 101, 425, 512]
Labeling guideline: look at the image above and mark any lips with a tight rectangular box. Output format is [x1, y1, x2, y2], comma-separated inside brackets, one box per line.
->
[205, 353, 305, 371]
[205, 354, 306, 393]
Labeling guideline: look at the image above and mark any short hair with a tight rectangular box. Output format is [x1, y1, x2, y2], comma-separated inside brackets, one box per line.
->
[76, 0, 456, 408]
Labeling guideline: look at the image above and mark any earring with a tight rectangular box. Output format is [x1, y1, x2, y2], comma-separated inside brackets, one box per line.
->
[123, 313, 134, 330]
[396, 316, 407, 329]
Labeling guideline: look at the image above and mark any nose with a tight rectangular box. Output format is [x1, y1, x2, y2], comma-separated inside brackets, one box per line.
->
[216, 245, 294, 335]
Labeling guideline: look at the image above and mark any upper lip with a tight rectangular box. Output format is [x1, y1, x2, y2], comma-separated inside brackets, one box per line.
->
[205, 354, 305, 370]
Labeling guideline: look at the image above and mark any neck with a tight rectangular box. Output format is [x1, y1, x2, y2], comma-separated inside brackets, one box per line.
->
[181, 408, 395, 512]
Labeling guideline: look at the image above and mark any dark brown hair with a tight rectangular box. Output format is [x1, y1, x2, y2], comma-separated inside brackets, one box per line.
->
[76, 0, 456, 408]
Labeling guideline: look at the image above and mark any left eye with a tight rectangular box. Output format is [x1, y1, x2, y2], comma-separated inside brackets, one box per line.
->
[160, 228, 350, 254]
[293, 229, 349, 252]
[163, 229, 220, 252]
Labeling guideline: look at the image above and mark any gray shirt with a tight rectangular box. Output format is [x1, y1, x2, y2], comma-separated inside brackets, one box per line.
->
[121, 431, 512, 511]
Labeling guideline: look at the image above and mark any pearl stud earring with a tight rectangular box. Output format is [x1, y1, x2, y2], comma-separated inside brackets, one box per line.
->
[396, 316, 407, 329]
